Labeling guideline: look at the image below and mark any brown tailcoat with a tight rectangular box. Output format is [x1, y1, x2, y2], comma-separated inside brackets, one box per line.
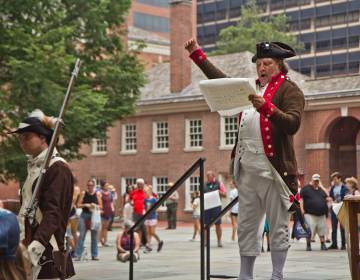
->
[195, 57, 305, 194]
[24, 161, 75, 279]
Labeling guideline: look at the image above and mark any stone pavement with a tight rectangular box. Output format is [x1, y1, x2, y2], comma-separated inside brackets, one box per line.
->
[72, 223, 351, 280]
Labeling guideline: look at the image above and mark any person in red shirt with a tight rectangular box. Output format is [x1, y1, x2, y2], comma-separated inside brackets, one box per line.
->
[130, 178, 147, 246]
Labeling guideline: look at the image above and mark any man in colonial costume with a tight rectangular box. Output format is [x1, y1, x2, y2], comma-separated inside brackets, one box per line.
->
[12, 109, 75, 280]
[185, 39, 305, 280]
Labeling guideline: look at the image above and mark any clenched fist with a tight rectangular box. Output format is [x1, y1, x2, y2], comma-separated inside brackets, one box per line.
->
[184, 38, 200, 54]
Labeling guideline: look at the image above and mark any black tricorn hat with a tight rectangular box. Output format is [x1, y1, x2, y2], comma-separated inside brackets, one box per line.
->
[252, 42, 296, 63]
[9, 109, 55, 144]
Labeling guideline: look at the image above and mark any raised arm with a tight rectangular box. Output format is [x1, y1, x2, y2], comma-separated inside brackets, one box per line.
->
[184, 38, 227, 79]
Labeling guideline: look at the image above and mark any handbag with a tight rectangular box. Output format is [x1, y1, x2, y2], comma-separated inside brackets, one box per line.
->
[293, 219, 311, 240]
[91, 206, 101, 231]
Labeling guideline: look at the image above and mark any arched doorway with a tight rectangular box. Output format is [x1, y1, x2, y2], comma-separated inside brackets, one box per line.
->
[329, 117, 360, 178]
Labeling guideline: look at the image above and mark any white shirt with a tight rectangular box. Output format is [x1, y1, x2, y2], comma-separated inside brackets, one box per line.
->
[229, 188, 239, 214]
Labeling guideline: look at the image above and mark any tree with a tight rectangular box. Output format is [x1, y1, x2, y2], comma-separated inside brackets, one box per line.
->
[0, 0, 146, 183]
[213, 0, 303, 55]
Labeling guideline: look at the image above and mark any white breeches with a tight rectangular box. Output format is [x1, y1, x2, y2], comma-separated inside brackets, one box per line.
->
[234, 139, 290, 256]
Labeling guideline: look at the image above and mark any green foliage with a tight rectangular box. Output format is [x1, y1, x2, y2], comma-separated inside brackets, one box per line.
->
[212, 0, 303, 55]
[0, 0, 146, 183]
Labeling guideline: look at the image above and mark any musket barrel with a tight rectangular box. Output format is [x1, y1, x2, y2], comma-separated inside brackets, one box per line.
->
[24, 59, 81, 226]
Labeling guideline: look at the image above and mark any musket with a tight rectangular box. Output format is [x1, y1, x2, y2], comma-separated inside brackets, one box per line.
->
[23, 59, 81, 230]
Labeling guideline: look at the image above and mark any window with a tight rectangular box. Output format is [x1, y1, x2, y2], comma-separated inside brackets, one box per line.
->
[300, 67, 311, 76]
[332, 63, 347, 75]
[133, 12, 169, 33]
[220, 116, 238, 149]
[91, 138, 107, 155]
[153, 177, 168, 209]
[121, 124, 137, 153]
[349, 62, 360, 74]
[316, 64, 331, 77]
[185, 176, 201, 210]
[185, 119, 203, 151]
[270, 0, 310, 11]
[316, 40, 330, 52]
[136, 0, 168, 7]
[121, 177, 137, 195]
[289, 19, 311, 31]
[315, 11, 359, 28]
[152, 121, 169, 152]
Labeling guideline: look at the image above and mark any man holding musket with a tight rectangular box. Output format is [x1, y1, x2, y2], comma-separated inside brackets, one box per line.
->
[12, 109, 75, 279]
[185, 39, 305, 280]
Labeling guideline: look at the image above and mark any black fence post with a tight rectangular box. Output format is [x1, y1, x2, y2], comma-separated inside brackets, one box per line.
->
[200, 159, 205, 280]
[206, 227, 211, 280]
[129, 230, 134, 280]
[204, 196, 239, 279]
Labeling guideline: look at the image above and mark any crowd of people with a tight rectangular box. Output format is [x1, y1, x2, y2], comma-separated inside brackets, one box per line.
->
[0, 169, 358, 279]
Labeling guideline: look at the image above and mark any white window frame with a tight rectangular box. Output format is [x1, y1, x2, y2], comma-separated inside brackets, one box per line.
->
[184, 176, 201, 211]
[153, 176, 168, 211]
[152, 121, 169, 153]
[184, 119, 204, 152]
[219, 116, 238, 150]
[91, 138, 107, 156]
[121, 123, 137, 154]
[120, 177, 137, 196]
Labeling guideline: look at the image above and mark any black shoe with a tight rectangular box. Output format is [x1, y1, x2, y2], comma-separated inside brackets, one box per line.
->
[328, 244, 338, 250]
[306, 245, 312, 251]
[341, 245, 346, 250]
[321, 243, 328, 251]
[326, 239, 331, 243]
[92, 256, 99, 261]
[157, 240, 164, 252]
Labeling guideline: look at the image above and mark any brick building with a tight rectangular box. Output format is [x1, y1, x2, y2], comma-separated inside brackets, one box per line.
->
[70, 0, 360, 221]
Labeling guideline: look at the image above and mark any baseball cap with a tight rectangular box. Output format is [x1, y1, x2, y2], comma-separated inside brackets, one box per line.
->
[312, 174, 321, 181]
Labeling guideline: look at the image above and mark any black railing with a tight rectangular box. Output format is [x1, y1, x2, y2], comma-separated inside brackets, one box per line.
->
[205, 196, 239, 280]
[128, 158, 206, 280]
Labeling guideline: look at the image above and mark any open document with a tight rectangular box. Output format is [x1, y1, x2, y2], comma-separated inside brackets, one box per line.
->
[199, 78, 256, 115]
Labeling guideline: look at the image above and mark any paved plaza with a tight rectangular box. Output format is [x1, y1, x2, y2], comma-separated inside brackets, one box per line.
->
[72, 223, 351, 280]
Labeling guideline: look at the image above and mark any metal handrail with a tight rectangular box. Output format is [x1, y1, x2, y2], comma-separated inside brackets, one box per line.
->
[205, 196, 239, 280]
[128, 158, 206, 280]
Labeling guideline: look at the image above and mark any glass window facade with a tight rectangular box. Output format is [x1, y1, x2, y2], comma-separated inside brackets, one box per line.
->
[133, 12, 169, 33]
[197, 0, 360, 77]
